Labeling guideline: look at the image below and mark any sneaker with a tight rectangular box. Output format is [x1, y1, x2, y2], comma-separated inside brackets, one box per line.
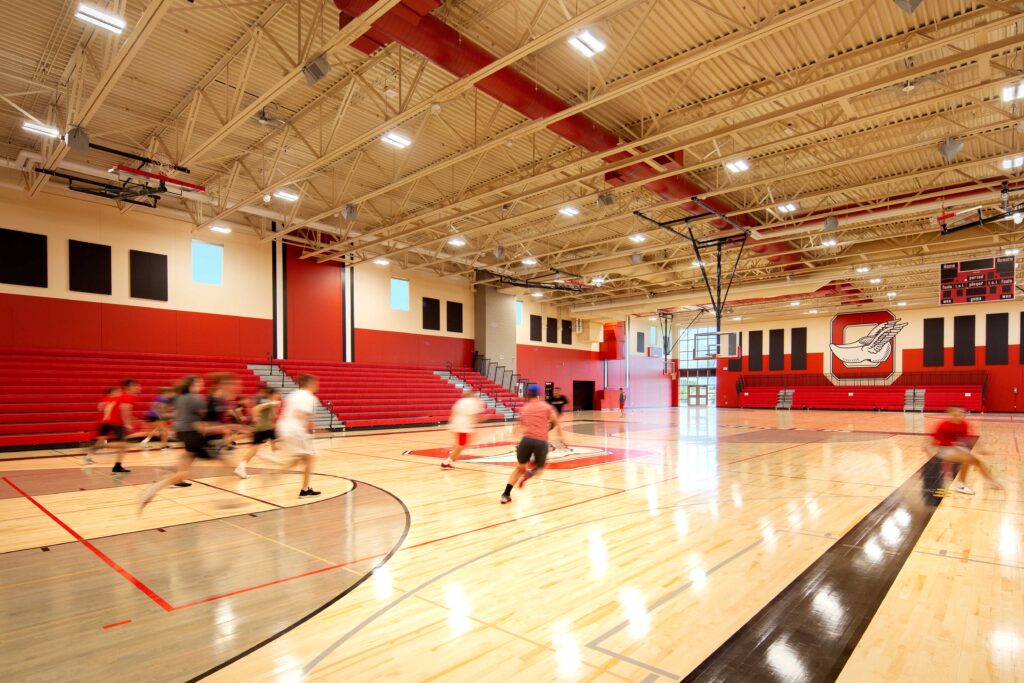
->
[82, 452, 95, 464]
[160, 445, 170, 451]
[139, 482, 160, 512]
[300, 488, 321, 498]
[112, 464, 131, 474]
[952, 482, 975, 495]
[500, 494, 512, 505]
[517, 468, 535, 489]
[172, 481, 192, 488]
[441, 461, 454, 469]
[234, 463, 248, 479]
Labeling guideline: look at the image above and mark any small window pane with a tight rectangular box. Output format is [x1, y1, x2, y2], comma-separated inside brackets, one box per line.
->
[390, 277, 409, 311]
[192, 240, 222, 285]
[516, 300, 523, 326]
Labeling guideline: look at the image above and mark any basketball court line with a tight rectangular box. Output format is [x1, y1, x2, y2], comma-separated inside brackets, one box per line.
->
[191, 479, 285, 508]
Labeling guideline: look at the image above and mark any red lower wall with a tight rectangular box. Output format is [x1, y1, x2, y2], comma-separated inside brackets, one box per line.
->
[355, 329, 473, 366]
[0, 292, 272, 357]
[284, 245, 344, 361]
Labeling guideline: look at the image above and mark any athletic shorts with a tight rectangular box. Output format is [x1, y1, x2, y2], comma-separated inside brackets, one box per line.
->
[145, 414, 163, 423]
[179, 430, 215, 460]
[252, 429, 275, 445]
[98, 424, 126, 441]
[453, 431, 471, 447]
[936, 445, 970, 460]
[516, 436, 549, 467]
[279, 430, 313, 457]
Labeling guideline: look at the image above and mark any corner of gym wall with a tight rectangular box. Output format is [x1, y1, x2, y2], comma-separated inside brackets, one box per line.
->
[0, 187, 272, 357]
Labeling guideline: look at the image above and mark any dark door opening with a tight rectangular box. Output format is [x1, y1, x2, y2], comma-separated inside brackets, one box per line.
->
[572, 381, 595, 411]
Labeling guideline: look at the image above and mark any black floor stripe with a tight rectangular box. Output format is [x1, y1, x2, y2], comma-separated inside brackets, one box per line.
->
[682, 458, 948, 682]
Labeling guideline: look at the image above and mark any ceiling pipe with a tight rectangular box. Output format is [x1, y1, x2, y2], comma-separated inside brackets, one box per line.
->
[331, 0, 808, 269]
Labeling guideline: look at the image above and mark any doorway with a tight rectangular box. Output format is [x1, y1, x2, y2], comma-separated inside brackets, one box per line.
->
[687, 384, 709, 406]
[572, 381, 595, 411]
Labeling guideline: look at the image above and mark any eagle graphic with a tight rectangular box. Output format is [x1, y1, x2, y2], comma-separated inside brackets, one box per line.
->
[829, 319, 908, 368]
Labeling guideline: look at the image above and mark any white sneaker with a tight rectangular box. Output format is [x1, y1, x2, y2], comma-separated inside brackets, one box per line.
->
[139, 482, 160, 512]
[234, 463, 248, 479]
[952, 482, 975, 495]
[82, 452, 95, 464]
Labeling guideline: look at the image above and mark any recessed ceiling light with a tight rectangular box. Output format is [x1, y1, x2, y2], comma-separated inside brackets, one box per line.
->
[567, 31, 606, 57]
[447, 236, 466, 247]
[778, 202, 799, 213]
[790, 301, 801, 306]
[75, 3, 126, 34]
[1002, 156, 1024, 170]
[1006, 248, 1021, 255]
[1001, 82, 1024, 102]
[559, 206, 580, 217]
[869, 277, 882, 284]
[629, 233, 646, 243]
[531, 291, 544, 298]
[887, 291, 898, 298]
[262, 194, 272, 203]
[592, 276, 606, 286]
[22, 121, 60, 138]
[724, 159, 750, 173]
[855, 266, 870, 273]
[273, 188, 299, 202]
[381, 131, 411, 148]
[210, 225, 231, 234]
[522, 257, 538, 266]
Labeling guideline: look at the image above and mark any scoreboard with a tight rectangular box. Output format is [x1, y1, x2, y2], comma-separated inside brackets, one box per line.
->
[940, 256, 1015, 305]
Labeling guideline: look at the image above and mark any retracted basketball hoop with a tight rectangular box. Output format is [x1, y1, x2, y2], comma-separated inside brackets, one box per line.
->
[111, 165, 206, 197]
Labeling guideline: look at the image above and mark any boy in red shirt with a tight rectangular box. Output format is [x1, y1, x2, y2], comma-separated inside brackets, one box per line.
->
[501, 384, 566, 504]
[85, 379, 140, 473]
[930, 406, 1002, 495]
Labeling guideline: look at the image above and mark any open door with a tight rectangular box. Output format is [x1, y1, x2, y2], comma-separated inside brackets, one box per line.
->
[572, 381, 595, 411]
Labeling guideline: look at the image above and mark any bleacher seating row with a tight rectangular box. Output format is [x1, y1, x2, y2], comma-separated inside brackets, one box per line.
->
[738, 385, 985, 412]
[450, 366, 525, 412]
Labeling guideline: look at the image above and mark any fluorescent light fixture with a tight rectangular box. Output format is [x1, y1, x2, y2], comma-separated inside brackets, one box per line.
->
[778, 202, 799, 213]
[1005, 248, 1020, 255]
[732, 316, 742, 321]
[373, 257, 390, 266]
[870, 277, 882, 284]
[559, 206, 580, 217]
[887, 291, 897, 298]
[1001, 82, 1024, 102]
[629, 233, 646, 243]
[447, 236, 466, 247]
[808, 309, 818, 314]
[855, 266, 870, 273]
[522, 257, 538, 266]
[1002, 156, 1024, 170]
[821, 238, 838, 247]
[22, 121, 60, 138]
[691, 260, 704, 267]
[897, 301, 907, 307]
[568, 31, 606, 57]
[647, 317, 657, 322]
[273, 188, 299, 202]
[724, 159, 750, 173]
[530, 291, 544, 298]
[210, 225, 231, 234]
[790, 301, 801, 307]
[381, 131, 411, 148]
[75, 3, 126, 34]
[592, 276, 606, 286]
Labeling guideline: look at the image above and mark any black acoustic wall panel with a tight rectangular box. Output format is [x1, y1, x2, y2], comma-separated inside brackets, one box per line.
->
[0, 227, 47, 288]
[952, 315, 975, 366]
[68, 240, 112, 295]
[985, 313, 1009, 365]
[637, 331, 645, 354]
[923, 318, 944, 367]
[446, 301, 463, 333]
[546, 317, 558, 343]
[561, 319, 572, 345]
[768, 329, 784, 371]
[748, 331, 763, 371]
[791, 327, 807, 370]
[129, 250, 167, 301]
[529, 314, 542, 341]
[727, 357, 742, 372]
[422, 297, 441, 330]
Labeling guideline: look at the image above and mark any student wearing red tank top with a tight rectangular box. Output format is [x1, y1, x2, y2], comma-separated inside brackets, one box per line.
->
[930, 406, 1002, 495]
[500, 384, 566, 505]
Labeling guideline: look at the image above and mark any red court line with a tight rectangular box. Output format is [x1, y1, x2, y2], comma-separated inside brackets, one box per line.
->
[103, 619, 132, 630]
[2, 476, 173, 612]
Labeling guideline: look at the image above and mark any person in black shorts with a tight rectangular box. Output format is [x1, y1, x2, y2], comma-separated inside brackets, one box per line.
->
[235, 386, 281, 479]
[501, 384, 566, 505]
[549, 387, 569, 416]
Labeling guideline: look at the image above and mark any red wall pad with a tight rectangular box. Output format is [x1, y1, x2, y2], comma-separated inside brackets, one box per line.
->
[517, 345, 603, 392]
[284, 245, 344, 361]
[355, 329, 473, 367]
[0, 293, 271, 358]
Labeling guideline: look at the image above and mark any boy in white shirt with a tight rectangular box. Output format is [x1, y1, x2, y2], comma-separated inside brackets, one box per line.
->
[442, 389, 485, 469]
[278, 373, 321, 497]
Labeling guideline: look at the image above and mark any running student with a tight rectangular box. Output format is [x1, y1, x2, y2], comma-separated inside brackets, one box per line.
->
[83, 387, 119, 465]
[234, 386, 281, 479]
[500, 383, 566, 505]
[930, 405, 1002, 495]
[442, 388, 485, 469]
[140, 387, 174, 450]
[85, 379, 140, 473]
[276, 374, 321, 497]
[549, 387, 568, 416]
[618, 387, 626, 417]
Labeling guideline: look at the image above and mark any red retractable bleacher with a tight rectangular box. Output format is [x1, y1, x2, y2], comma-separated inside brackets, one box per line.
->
[450, 367, 524, 412]
[922, 385, 984, 412]
[738, 387, 781, 409]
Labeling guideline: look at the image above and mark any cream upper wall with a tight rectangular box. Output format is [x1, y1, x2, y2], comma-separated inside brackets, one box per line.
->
[353, 264, 474, 338]
[0, 187, 271, 319]
[516, 299, 602, 351]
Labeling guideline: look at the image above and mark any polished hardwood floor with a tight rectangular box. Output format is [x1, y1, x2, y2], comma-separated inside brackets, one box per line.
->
[0, 408, 1020, 682]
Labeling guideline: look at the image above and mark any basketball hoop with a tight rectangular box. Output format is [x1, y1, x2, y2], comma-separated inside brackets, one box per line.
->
[111, 165, 206, 198]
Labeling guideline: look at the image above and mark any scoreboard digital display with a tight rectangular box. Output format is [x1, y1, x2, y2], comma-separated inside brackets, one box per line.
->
[940, 256, 1015, 305]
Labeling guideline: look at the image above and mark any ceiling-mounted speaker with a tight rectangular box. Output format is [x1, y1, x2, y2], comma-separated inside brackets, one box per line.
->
[341, 204, 358, 221]
[597, 192, 615, 207]
[302, 54, 332, 86]
[938, 137, 964, 162]
[630, 252, 644, 265]
[494, 245, 506, 260]
[65, 126, 90, 151]
[892, 0, 923, 14]
[823, 215, 839, 232]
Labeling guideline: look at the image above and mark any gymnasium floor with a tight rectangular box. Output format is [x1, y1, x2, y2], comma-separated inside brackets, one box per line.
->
[0, 408, 1021, 682]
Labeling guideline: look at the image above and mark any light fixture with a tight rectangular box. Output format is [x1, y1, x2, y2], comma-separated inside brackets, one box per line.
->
[821, 238, 838, 247]
[75, 3, 126, 34]
[897, 301, 908, 307]
[855, 265, 870, 273]
[559, 206, 580, 217]
[938, 137, 964, 163]
[629, 233, 646, 243]
[808, 309, 818, 314]
[522, 257, 538, 266]
[724, 159, 750, 173]
[530, 291, 544, 298]
[1001, 82, 1024, 102]
[381, 131, 411, 148]
[1014, 212, 1023, 225]
[691, 260, 704, 267]
[778, 202, 799, 213]
[1002, 156, 1024, 170]
[567, 31, 606, 57]
[592, 276, 606, 286]
[210, 225, 231, 234]
[262, 194, 272, 203]
[630, 252, 644, 265]
[373, 257, 390, 266]
[887, 291, 898, 298]
[273, 188, 299, 202]
[597, 191, 615, 207]
[648, 317, 657, 322]
[384, 87, 399, 99]
[302, 54, 332, 86]
[790, 301, 801, 307]
[447, 236, 466, 247]
[1006, 248, 1020, 255]
[870, 277, 882, 284]
[732, 316, 742, 321]
[22, 121, 60, 138]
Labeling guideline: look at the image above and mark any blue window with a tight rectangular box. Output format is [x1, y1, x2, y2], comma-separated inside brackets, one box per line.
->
[390, 277, 409, 311]
[191, 240, 223, 285]
[516, 300, 523, 326]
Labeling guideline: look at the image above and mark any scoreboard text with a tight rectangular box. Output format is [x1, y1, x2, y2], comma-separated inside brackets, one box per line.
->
[940, 256, 1015, 305]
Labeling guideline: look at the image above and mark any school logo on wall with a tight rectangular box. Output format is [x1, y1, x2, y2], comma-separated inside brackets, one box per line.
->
[403, 442, 648, 470]
[828, 310, 907, 383]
